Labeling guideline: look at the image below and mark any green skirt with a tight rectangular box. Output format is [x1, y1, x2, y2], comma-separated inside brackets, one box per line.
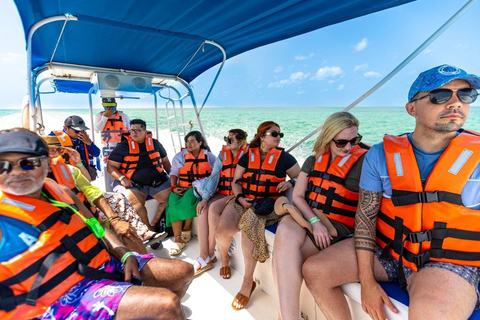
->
[165, 188, 199, 226]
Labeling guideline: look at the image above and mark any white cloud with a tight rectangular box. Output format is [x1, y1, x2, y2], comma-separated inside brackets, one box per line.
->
[314, 66, 343, 80]
[274, 66, 284, 73]
[0, 52, 24, 63]
[354, 38, 368, 52]
[337, 84, 345, 90]
[295, 53, 315, 61]
[364, 71, 381, 78]
[268, 71, 310, 88]
[297, 90, 306, 95]
[354, 64, 368, 71]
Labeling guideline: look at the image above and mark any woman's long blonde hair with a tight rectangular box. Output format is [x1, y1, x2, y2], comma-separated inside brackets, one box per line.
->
[312, 112, 359, 157]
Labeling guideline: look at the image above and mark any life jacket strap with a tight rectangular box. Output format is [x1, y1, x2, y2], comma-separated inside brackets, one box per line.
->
[308, 171, 345, 185]
[391, 190, 463, 207]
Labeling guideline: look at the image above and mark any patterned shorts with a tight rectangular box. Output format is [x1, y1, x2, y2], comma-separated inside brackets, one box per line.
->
[374, 244, 480, 309]
[35, 252, 154, 320]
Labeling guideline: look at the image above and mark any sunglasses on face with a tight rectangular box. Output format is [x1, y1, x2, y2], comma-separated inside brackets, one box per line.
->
[265, 131, 284, 138]
[224, 136, 234, 144]
[0, 156, 46, 175]
[332, 134, 362, 148]
[410, 87, 478, 105]
[130, 129, 144, 134]
[68, 127, 82, 134]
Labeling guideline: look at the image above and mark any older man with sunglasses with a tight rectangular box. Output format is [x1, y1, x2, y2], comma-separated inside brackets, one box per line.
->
[0, 128, 193, 320]
[303, 64, 480, 320]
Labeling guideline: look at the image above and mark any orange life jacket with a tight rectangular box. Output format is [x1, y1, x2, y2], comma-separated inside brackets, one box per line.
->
[49, 156, 94, 213]
[52, 131, 91, 167]
[218, 145, 248, 196]
[119, 131, 164, 180]
[377, 131, 480, 275]
[0, 179, 110, 320]
[305, 145, 368, 228]
[178, 149, 212, 188]
[239, 147, 285, 200]
[100, 111, 127, 145]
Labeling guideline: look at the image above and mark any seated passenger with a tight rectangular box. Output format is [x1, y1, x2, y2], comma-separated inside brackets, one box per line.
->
[166, 131, 216, 256]
[303, 65, 480, 320]
[272, 112, 367, 320]
[50, 115, 101, 181]
[194, 129, 248, 275]
[43, 135, 167, 251]
[107, 119, 171, 230]
[0, 129, 193, 320]
[215, 121, 300, 310]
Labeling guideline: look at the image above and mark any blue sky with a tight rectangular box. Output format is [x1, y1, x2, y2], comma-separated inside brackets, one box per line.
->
[1, 0, 479, 109]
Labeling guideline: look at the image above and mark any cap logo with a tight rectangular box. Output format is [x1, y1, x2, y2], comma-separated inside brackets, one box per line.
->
[438, 65, 461, 76]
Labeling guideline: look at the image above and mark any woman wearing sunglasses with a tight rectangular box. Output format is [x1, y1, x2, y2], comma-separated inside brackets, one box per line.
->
[166, 131, 216, 256]
[216, 121, 300, 310]
[192, 129, 248, 276]
[272, 111, 368, 320]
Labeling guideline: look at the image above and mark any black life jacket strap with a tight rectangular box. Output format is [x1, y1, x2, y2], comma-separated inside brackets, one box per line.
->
[308, 171, 345, 185]
[391, 190, 463, 207]
[306, 182, 358, 207]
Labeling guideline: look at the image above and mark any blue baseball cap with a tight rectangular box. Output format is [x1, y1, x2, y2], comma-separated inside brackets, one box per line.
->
[408, 64, 480, 102]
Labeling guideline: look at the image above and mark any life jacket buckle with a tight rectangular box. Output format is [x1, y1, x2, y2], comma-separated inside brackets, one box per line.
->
[408, 230, 432, 243]
[419, 191, 439, 203]
[413, 251, 431, 266]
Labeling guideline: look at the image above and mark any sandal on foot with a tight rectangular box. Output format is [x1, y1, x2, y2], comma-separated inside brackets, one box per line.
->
[181, 230, 192, 243]
[143, 232, 167, 247]
[194, 257, 214, 276]
[232, 281, 256, 310]
[220, 266, 231, 279]
[169, 242, 186, 256]
[207, 255, 217, 264]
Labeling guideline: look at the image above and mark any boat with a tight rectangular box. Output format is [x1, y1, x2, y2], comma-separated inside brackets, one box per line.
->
[10, 0, 480, 319]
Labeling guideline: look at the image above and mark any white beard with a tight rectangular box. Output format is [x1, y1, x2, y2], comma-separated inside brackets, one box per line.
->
[2, 165, 48, 196]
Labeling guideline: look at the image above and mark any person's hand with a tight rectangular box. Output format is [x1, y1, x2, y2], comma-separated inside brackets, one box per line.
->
[77, 131, 93, 145]
[311, 220, 333, 249]
[123, 255, 141, 283]
[239, 197, 253, 209]
[276, 180, 293, 193]
[173, 187, 186, 196]
[361, 279, 398, 320]
[103, 155, 109, 163]
[65, 148, 82, 164]
[111, 219, 137, 240]
[103, 107, 114, 117]
[121, 177, 133, 188]
[197, 199, 208, 215]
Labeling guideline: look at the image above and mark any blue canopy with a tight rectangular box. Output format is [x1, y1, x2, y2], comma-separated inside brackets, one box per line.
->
[52, 79, 94, 94]
[14, 0, 417, 83]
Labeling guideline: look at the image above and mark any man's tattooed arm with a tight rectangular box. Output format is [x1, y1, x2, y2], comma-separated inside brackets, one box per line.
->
[354, 188, 383, 253]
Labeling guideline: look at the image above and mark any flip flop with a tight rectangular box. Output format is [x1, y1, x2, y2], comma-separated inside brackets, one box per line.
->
[232, 281, 256, 310]
[143, 231, 167, 247]
[220, 266, 231, 279]
[194, 257, 214, 276]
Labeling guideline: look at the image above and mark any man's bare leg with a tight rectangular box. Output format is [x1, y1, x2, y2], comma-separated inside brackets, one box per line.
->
[125, 189, 150, 229]
[115, 286, 184, 320]
[302, 238, 388, 320]
[151, 188, 170, 226]
[407, 267, 477, 320]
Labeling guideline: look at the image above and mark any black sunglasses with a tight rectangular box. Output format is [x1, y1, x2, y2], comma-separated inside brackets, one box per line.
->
[224, 136, 234, 144]
[0, 156, 46, 175]
[410, 87, 478, 105]
[332, 134, 362, 148]
[68, 127, 82, 134]
[265, 131, 284, 138]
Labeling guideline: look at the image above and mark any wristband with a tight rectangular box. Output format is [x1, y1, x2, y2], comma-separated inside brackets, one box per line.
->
[118, 175, 126, 182]
[75, 162, 84, 167]
[121, 252, 135, 265]
[289, 179, 296, 187]
[308, 216, 321, 224]
[235, 193, 245, 205]
[170, 185, 176, 192]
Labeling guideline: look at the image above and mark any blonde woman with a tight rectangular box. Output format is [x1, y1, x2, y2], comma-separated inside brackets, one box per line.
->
[272, 112, 368, 320]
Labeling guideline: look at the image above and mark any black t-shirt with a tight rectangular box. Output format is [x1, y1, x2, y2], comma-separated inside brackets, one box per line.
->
[109, 139, 168, 185]
[237, 149, 297, 178]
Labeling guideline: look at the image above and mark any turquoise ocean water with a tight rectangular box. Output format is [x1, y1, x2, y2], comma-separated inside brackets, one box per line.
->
[1, 107, 479, 166]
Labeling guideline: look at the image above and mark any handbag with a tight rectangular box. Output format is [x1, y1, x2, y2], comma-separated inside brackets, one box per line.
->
[252, 197, 275, 216]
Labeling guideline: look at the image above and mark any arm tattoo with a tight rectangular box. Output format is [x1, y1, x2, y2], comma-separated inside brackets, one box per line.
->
[354, 188, 382, 251]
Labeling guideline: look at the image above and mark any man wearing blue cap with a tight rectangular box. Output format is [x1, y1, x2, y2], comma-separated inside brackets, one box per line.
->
[0, 128, 193, 320]
[303, 65, 480, 320]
